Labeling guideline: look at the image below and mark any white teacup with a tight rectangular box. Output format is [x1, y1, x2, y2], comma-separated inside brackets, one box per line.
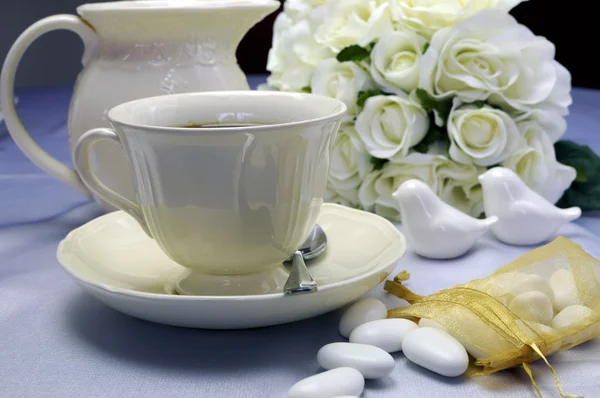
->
[74, 91, 346, 276]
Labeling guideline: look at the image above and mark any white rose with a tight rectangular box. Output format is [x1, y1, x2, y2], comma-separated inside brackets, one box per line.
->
[408, 141, 485, 216]
[448, 100, 522, 166]
[389, 0, 526, 39]
[502, 120, 576, 203]
[512, 62, 572, 142]
[311, 59, 375, 116]
[361, 3, 397, 47]
[325, 187, 358, 208]
[369, 30, 427, 94]
[291, 23, 332, 68]
[284, 0, 327, 20]
[542, 61, 573, 115]
[514, 107, 567, 144]
[419, 9, 570, 115]
[355, 91, 429, 160]
[327, 123, 374, 206]
[266, 14, 312, 90]
[358, 153, 440, 220]
[256, 83, 277, 91]
[267, 12, 294, 70]
[267, 12, 332, 91]
[436, 156, 485, 217]
[314, 0, 389, 53]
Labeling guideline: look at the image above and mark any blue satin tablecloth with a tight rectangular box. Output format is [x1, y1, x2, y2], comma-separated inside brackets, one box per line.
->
[1, 77, 600, 397]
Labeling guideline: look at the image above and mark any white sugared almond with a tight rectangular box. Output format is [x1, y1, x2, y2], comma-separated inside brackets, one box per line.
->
[338, 298, 387, 338]
[517, 320, 563, 356]
[419, 311, 512, 360]
[490, 272, 555, 303]
[402, 327, 469, 377]
[287, 367, 364, 398]
[508, 291, 554, 325]
[317, 342, 395, 379]
[349, 318, 418, 353]
[549, 269, 581, 312]
[552, 305, 597, 344]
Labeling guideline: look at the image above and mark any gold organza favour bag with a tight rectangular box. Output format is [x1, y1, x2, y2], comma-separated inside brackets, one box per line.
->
[384, 237, 600, 397]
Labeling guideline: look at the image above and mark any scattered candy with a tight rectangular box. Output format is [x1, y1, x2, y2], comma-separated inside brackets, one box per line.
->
[402, 327, 469, 377]
[338, 298, 387, 338]
[317, 342, 395, 379]
[286, 367, 364, 398]
[349, 318, 418, 353]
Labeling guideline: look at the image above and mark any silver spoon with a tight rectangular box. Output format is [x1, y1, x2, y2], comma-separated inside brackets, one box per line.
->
[283, 225, 327, 295]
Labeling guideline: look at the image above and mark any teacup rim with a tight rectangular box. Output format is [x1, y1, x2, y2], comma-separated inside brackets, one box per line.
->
[106, 91, 348, 133]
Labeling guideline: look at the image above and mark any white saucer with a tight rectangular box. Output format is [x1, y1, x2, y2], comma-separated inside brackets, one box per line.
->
[56, 203, 406, 329]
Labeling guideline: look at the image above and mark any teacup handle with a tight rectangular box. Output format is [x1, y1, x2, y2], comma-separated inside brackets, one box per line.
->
[74, 128, 151, 237]
[0, 15, 98, 196]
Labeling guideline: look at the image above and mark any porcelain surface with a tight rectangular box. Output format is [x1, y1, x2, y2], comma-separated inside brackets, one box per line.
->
[393, 179, 497, 259]
[479, 167, 582, 246]
[0, 0, 279, 211]
[73, 91, 346, 275]
[56, 203, 406, 329]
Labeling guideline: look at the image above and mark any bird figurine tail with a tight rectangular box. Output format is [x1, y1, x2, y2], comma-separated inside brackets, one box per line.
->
[480, 216, 499, 229]
[561, 207, 582, 223]
[470, 216, 499, 239]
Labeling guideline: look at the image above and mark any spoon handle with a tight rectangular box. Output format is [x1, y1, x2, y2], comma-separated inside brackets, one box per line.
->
[284, 251, 318, 295]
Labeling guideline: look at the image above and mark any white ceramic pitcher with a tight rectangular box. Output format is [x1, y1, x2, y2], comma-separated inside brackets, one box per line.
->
[0, 0, 279, 211]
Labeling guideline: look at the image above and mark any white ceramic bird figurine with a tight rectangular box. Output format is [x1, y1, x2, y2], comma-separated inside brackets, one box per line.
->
[478, 167, 582, 246]
[392, 179, 498, 259]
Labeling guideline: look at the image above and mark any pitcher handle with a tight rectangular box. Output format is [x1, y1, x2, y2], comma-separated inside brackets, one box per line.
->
[0, 14, 98, 196]
[74, 128, 151, 236]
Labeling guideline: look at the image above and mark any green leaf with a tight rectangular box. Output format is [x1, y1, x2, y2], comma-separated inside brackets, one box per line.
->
[435, 99, 453, 122]
[412, 144, 428, 154]
[413, 124, 448, 154]
[336, 45, 371, 62]
[560, 159, 589, 183]
[415, 88, 453, 121]
[357, 89, 385, 108]
[555, 140, 600, 210]
[422, 42, 430, 54]
[301, 86, 311, 93]
[472, 100, 486, 108]
[555, 141, 598, 181]
[370, 157, 388, 170]
[415, 88, 436, 113]
[575, 172, 589, 183]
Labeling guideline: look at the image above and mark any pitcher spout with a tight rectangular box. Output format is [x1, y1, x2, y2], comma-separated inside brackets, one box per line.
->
[77, 1, 280, 47]
[225, 1, 281, 41]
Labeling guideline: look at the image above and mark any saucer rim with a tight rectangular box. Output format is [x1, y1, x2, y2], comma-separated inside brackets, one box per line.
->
[56, 203, 406, 301]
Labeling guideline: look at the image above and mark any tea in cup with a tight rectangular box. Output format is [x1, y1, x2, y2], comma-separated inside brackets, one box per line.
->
[74, 91, 346, 276]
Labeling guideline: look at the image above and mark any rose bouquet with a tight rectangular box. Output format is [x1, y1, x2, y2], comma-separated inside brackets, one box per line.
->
[264, 0, 600, 220]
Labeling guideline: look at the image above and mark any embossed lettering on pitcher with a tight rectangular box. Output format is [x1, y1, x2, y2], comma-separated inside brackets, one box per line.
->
[97, 34, 233, 69]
